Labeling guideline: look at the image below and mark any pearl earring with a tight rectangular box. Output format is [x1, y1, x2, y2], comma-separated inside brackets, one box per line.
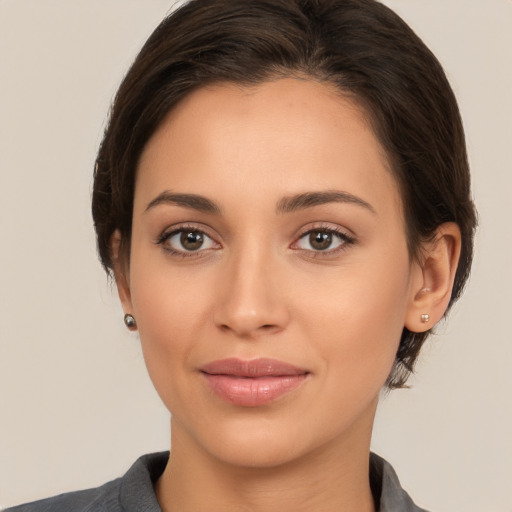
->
[420, 314, 430, 323]
[124, 314, 137, 330]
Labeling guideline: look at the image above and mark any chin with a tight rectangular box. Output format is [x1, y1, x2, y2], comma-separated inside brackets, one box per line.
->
[192, 412, 343, 471]
[210, 438, 305, 470]
[180, 414, 309, 469]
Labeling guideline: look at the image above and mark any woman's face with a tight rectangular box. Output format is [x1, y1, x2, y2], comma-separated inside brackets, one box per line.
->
[119, 78, 423, 468]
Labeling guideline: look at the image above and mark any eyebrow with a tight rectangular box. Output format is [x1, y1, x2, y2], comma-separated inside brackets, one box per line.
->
[144, 189, 375, 216]
[276, 190, 376, 215]
[145, 191, 221, 214]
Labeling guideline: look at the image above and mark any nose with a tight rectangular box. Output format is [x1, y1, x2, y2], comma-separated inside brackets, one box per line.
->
[213, 246, 290, 339]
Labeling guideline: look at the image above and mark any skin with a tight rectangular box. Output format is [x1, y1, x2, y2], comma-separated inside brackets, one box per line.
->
[113, 78, 461, 512]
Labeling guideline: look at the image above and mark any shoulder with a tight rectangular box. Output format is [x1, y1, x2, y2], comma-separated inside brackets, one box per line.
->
[4, 452, 169, 512]
[370, 452, 431, 512]
[3, 479, 121, 512]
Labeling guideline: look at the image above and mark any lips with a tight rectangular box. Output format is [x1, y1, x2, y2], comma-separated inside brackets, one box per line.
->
[200, 358, 309, 407]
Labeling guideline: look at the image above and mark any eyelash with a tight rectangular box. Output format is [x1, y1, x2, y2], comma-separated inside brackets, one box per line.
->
[155, 224, 356, 259]
[156, 224, 220, 259]
[292, 225, 356, 257]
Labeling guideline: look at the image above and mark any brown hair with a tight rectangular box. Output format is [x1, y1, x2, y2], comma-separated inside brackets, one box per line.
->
[92, 0, 477, 388]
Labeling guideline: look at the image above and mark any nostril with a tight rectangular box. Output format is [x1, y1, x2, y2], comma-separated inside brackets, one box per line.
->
[217, 322, 281, 337]
[259, 324, 283, 335]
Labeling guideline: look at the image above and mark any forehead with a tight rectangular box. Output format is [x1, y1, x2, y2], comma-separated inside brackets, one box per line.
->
[136, 78, 402, 220]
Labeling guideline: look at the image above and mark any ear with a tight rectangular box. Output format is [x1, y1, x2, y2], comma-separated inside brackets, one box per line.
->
[405, 222, 462, 333]
[111, 230, 134, 317]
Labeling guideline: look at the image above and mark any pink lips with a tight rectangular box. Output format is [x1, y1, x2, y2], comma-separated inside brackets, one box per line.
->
[200, 358, 309, 407]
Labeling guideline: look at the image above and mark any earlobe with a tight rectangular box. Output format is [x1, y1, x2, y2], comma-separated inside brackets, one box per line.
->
[111, 230, 134, 318]
[405, 222, 461, 333]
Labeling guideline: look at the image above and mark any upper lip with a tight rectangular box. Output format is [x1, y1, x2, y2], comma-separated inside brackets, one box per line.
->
[200, 358, 308, 377]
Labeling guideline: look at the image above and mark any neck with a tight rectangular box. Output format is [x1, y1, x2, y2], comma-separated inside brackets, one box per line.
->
[156, 415, 377, 512]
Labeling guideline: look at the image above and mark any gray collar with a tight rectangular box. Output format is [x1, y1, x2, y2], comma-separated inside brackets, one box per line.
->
[370, 453, 430, 512]
[120, 452, 430, 512]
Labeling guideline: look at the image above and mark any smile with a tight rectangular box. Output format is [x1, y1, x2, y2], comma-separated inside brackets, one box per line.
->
[200, 358, 310, 407]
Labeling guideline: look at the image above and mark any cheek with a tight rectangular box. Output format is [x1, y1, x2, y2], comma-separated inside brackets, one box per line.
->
[129, 239, 215, 335]
[297, 247, 411, 389]
[132, 270, 208, 337]
[127, 254, 214, 406]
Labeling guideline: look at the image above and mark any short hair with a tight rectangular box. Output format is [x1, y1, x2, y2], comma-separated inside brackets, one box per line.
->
[92, 0, 477, 388]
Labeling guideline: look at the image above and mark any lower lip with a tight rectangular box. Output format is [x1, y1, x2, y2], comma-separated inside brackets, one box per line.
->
[201, 373, 308, 407]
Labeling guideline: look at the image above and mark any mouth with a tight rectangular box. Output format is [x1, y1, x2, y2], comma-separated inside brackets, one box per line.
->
[199, 358, 310, 407]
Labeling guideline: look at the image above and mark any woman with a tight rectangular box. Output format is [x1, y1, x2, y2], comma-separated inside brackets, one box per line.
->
[5, 0, 477, 511]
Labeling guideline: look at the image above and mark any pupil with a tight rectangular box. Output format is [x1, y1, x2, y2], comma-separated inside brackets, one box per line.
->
[181, 231, 203, 251]
[310, 231, 332, 250]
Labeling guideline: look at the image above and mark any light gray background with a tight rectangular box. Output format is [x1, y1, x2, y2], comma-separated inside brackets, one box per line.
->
[1, 1, 511, 510]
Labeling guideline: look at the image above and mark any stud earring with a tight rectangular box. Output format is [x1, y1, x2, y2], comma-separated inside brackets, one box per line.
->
[124, 313, 137, 330]
[420, 314, 430, 323]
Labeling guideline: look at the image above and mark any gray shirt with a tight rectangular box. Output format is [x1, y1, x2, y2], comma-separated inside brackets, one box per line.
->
[5, 452, 429, 511]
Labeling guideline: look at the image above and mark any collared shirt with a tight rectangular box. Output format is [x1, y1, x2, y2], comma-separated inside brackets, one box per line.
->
[5, 452, 430, 512]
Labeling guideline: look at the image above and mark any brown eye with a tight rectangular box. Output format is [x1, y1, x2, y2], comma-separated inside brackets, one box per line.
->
[309, 230, 333, 251]
[293, 227, 353, 254]
[161, 228, 218, 254]
[180, 231, 204, 251]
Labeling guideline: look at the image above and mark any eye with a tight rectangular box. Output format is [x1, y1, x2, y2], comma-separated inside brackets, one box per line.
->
[293, 228, 354, 253]
[158, 227, 219, 255]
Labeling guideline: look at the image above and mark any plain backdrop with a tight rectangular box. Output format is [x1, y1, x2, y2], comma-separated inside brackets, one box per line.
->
[1, 1, 511, 510]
